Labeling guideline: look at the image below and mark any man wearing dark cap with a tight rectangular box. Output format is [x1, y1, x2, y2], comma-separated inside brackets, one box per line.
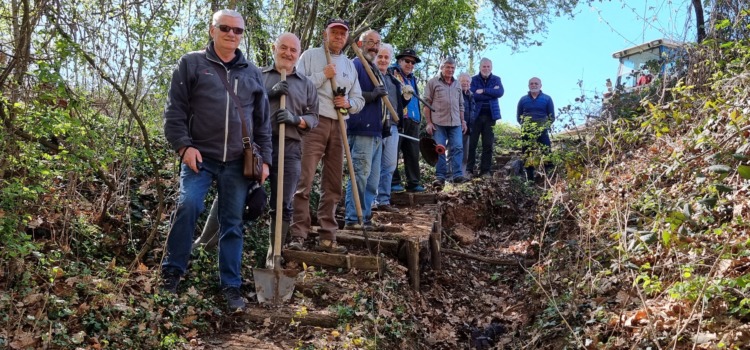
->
[291, 18, 364, 253]
[388, 48, 425, 193]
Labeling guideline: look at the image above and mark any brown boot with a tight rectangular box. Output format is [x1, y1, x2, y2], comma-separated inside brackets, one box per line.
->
[313, 239, 348, 254]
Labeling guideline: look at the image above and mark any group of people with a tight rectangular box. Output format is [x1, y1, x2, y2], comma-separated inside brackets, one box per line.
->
[159, 10, 556, 311]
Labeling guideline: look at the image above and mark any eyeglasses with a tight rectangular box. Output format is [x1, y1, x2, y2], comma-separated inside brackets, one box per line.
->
[362, 40, 381, 46]
[216, 24, 244, 35]
[402, 59, 416, 65]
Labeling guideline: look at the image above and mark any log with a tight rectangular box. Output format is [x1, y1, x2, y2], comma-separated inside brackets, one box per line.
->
[442, 248, 531, 266]
[391, 192, 438, 206]
[282, 250, 384, 273]
[406, 240, 420, 290]
[335, 232, 399, 255]
[245, 307, 338, 328]
[430, 219, 442, 271]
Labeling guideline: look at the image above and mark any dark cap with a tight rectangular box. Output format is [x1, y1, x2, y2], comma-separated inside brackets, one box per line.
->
[396, 48, 421, 63]
[326, 18, 350, 31]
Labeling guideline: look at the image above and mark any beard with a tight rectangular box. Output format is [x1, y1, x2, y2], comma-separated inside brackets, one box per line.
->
[530, 88, 541, 93]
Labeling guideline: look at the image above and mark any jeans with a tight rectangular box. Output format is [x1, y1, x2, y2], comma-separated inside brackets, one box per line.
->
[269, 137, 301, 223]
[345, 134, 382, 224]
[468, 114, 495, 175]
[434, 124, 463, 180]
[376, 124, 399, 205]
[522, 124, 551, 180]
[162, 158, 250, 288]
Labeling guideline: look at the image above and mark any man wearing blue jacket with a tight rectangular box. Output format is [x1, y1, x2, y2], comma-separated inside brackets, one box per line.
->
[517, 77, 555, 180]
[469, 58, 504, 177]
[161, 9, 272, 312]
[389, 49, 425, 193]
[344, 30, 387, 230]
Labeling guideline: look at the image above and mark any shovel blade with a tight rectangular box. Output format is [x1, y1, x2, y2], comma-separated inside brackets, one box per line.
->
[253, 267, 297, 304]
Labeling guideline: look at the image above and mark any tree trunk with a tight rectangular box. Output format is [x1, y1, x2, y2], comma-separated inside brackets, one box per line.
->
[692, 0, 706, 42]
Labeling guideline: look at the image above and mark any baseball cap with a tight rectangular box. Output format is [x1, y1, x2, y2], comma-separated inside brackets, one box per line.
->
[326, 18, 350, 31]
[396, 48, 421, 63]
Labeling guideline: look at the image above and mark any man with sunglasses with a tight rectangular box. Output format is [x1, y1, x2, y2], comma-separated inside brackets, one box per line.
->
[291, 18, 364, 254]
[389, 48, 425, 193]
[161, 9, 272, 313]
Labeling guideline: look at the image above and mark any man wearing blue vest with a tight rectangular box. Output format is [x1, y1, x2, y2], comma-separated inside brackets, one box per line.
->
[469, 58, 504, 178]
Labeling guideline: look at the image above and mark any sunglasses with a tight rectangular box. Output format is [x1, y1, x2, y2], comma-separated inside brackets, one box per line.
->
[402, 59, 416, 65]
[216, 24, 244, 35]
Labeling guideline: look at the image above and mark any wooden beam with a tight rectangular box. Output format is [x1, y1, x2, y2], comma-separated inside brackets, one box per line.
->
[282, 250, 384, 274]
[245, 307, 338, 328]
[442, 248, 532, 266]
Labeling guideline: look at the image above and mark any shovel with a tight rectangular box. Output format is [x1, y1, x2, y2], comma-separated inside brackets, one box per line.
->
[253, 69, 296, 304]
[323, 38, 372, 254]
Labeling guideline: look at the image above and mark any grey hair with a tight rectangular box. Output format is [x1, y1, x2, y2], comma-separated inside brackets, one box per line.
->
[380, 43, 394, 58]
[440, 56, 457, 68]
[274, 32, 300, 47]
[458, 72, 471, 80]
[479, 57, 492, 65]
[212, 9, 244, 27]
[359, 29, 380, 41]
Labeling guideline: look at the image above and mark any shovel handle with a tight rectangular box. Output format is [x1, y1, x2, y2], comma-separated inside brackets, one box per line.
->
[324, 38, 371, 254]
[273, 70, 287, 267]
[349, 41, 399, 123]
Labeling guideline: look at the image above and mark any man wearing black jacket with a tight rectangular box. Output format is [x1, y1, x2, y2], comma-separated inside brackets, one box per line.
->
[161, 9, 272, 312]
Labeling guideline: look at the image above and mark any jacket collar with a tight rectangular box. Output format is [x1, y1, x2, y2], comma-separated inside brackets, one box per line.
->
[206, 41, 248, 68]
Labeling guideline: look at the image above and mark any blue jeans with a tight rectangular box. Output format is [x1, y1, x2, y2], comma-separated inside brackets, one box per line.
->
[345, 135, 382, 224]
[162, 158, 250, 287]
[434, 125, 464, 180]
[376, 124, 399, 205]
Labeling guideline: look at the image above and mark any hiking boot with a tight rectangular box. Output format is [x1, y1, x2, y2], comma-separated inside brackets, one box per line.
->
[222, 286, 246, 312]
[432, 179, 445, 187]
[287, 236, 305, 251]
[406, 185, 425, 192]
[160, 269, 181, 294]
[374, 204, 400, 213]
[452, 176, 468, 184]
[344, 222, 362, 230]
[391, 184, 406, 193]
[314, 239, 348, 254]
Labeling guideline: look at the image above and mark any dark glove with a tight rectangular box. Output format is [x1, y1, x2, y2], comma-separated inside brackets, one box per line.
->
[363, 86, 388, 103]
[373, 85, 388, 97]
[267, 80, 289, 98]
[273, 109, 300, 126]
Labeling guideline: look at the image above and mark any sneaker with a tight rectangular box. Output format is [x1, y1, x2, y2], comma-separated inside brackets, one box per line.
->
[374, 204, 400, 213]
[406, 185, 426, 192]
[313, 239, 348, 254]
[160, 269, 181, 294]
[287, 236, 305, 251]
[453, 176, 468, 184]
[391, 184, 406, 193]
[222, 286, 246, 312]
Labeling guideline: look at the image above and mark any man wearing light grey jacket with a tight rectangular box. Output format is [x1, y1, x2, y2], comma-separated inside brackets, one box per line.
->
[290, 19, 364, 253]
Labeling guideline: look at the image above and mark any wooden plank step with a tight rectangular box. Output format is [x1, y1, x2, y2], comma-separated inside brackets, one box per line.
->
[245, 306, 338, 328]
[281, 250, 384, 274]
[390, 192, 438, 205]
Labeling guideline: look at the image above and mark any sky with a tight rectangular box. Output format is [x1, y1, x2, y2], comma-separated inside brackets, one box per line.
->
[474, 0, 695, 128]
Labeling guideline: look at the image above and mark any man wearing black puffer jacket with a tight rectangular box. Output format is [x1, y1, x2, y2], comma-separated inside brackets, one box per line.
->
[161, 9, 272, 313]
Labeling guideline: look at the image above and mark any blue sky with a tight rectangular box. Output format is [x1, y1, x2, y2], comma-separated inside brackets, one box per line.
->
[474, 0, 695, 128]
